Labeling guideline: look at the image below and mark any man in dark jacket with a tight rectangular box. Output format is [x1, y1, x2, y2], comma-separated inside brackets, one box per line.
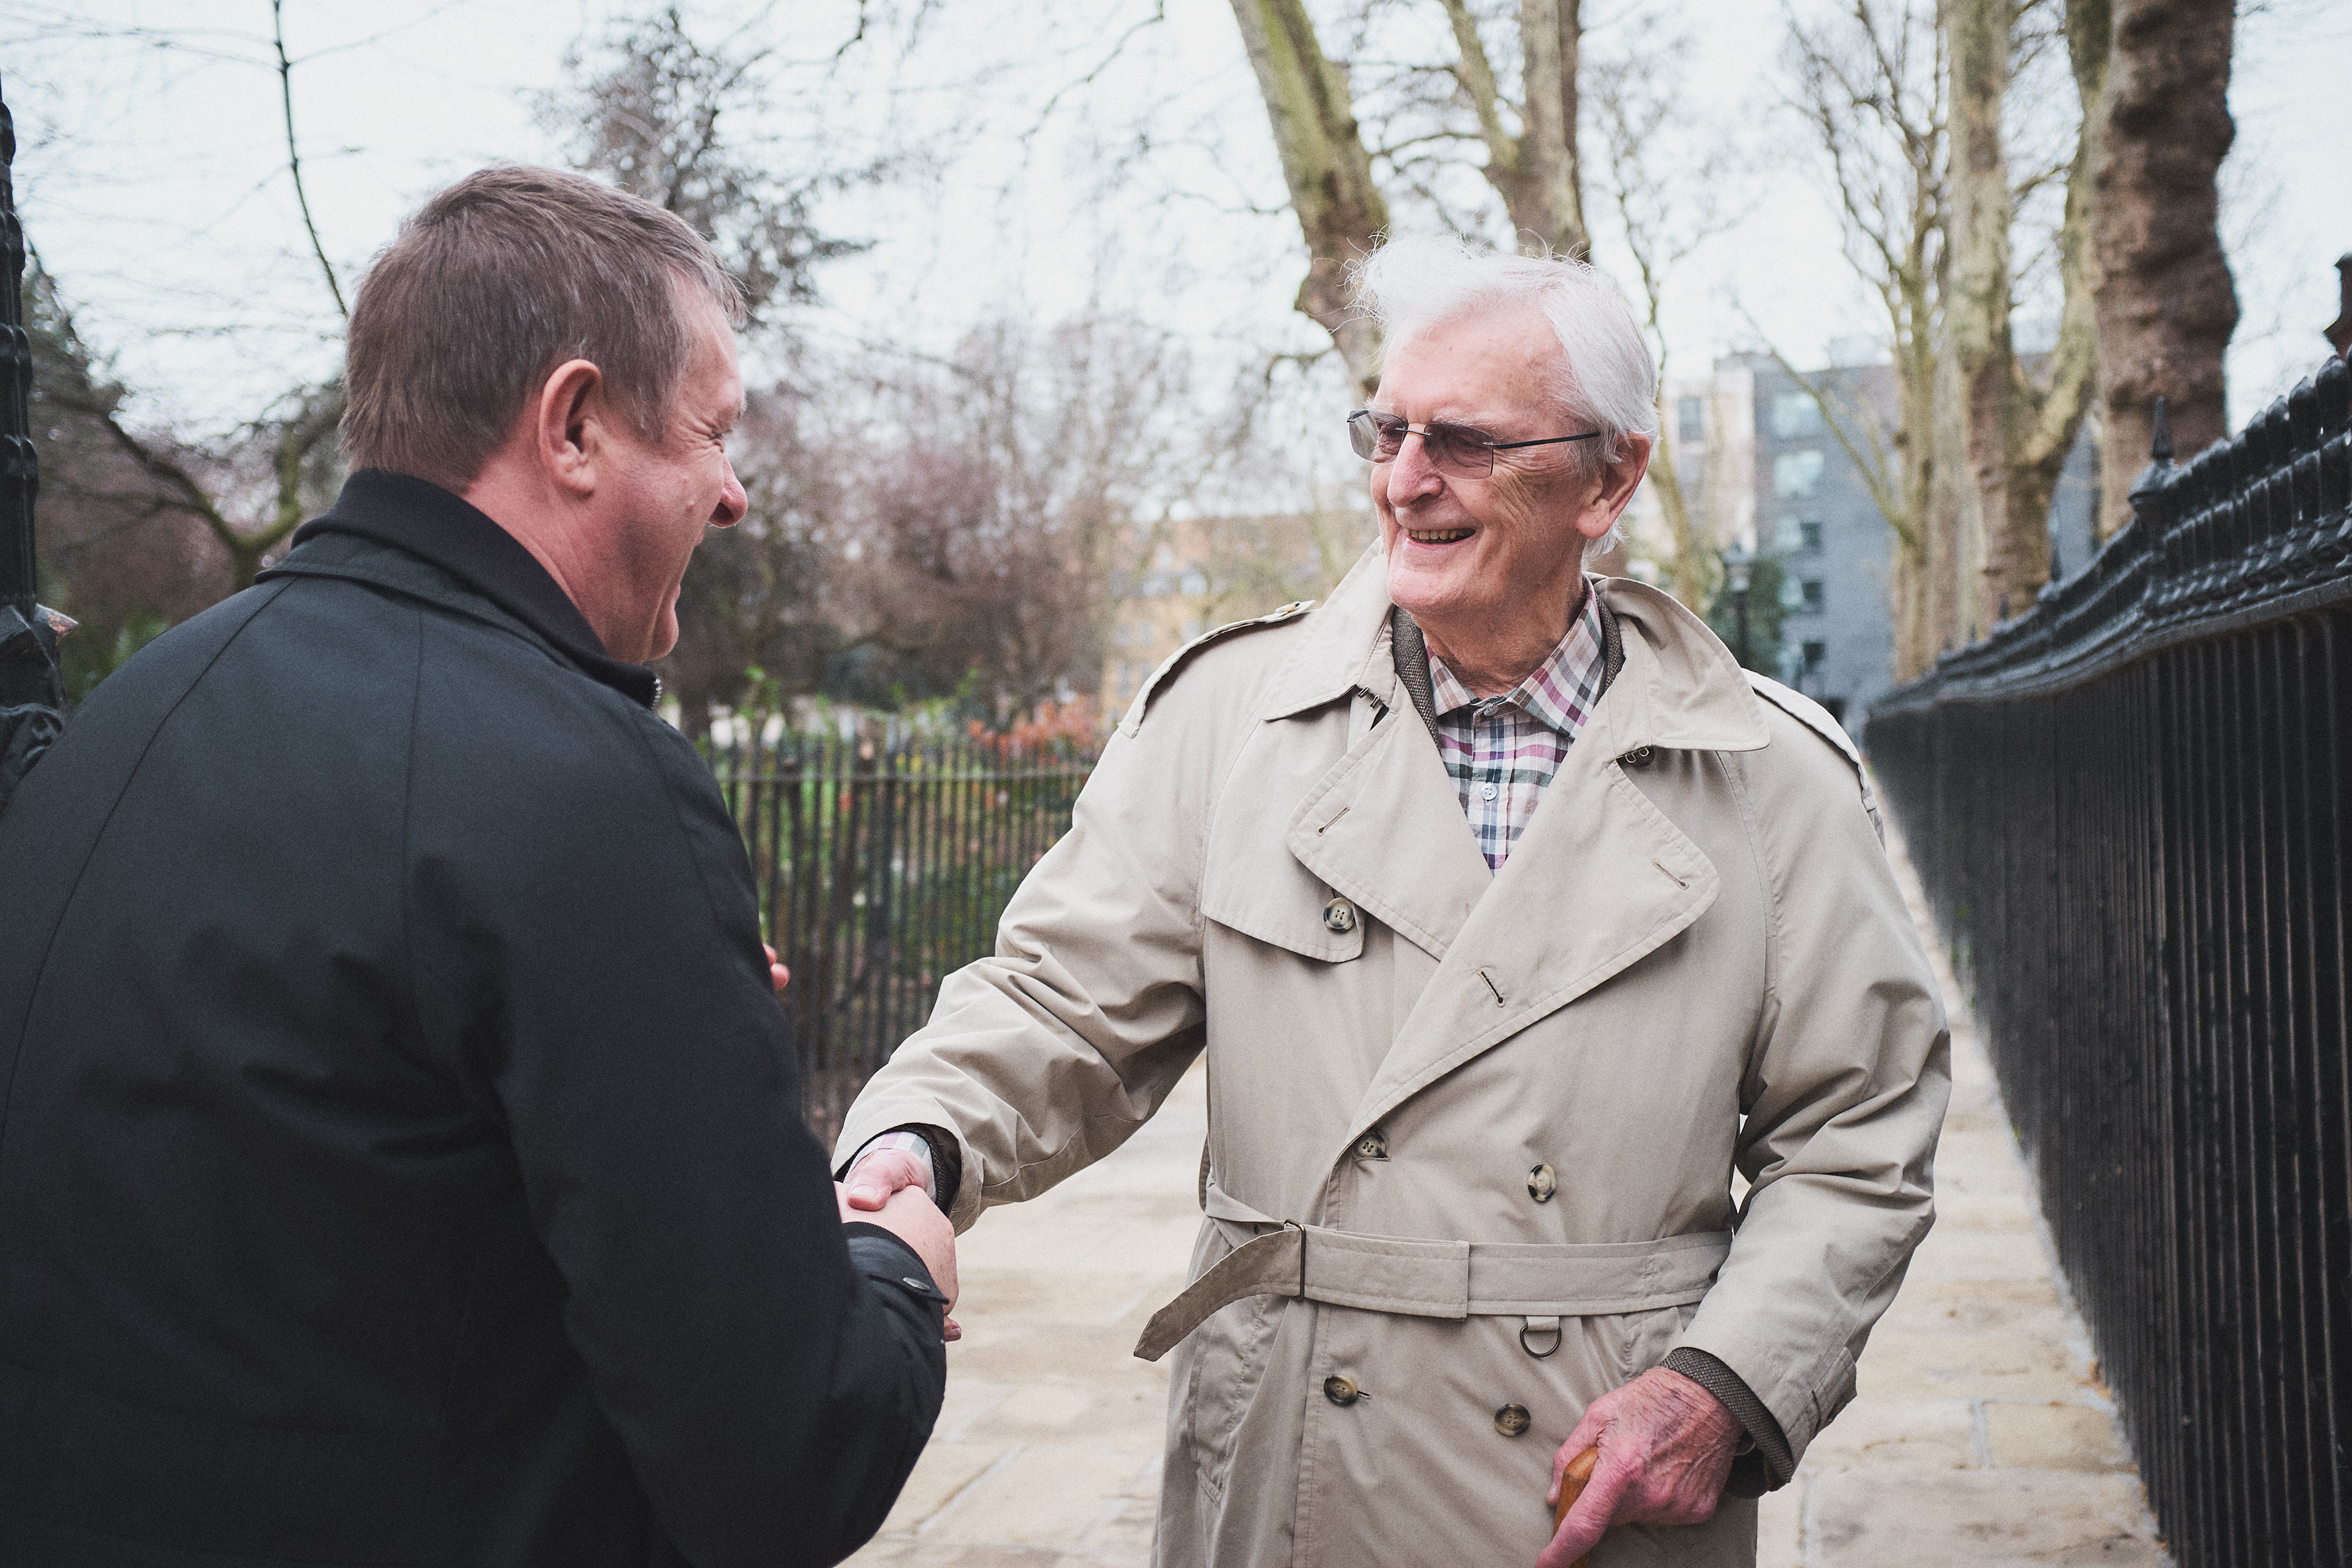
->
[0, 166, 954, 1566]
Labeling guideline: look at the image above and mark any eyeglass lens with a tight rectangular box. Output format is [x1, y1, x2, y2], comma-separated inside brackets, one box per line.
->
[1347, 412, 1495, 478]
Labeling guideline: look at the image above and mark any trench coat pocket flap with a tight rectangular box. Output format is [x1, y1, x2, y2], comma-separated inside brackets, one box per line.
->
[1200, 855, 1366, 962]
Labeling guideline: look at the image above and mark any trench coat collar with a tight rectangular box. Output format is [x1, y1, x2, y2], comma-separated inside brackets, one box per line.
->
[1262, 543, 1770, 751]
[1268, 555, 1773, 1149]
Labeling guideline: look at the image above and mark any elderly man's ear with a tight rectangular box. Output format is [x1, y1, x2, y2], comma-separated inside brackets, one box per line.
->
[532, 358, 614, 499]
[1582, 432, 1653, 538]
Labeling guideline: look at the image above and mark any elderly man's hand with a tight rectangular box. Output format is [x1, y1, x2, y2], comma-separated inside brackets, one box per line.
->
[1537, 1367, 1740, 1567]
[836, 1179, 962, 1341]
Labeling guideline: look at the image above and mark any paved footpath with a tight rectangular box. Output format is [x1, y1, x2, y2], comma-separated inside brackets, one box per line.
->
[850, 821, 2171, 1567]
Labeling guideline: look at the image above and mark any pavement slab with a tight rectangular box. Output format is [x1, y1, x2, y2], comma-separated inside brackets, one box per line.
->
[848, 813, 2170, 1566]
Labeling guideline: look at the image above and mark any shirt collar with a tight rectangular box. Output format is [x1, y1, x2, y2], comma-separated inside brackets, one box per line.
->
[1426, 577, 1608, 737]
[275, 469, 660, 707]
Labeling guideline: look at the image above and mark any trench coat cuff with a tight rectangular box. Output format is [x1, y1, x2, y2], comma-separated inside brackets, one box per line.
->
[835, 1100, 984, 1231]
[836, 1124, 965, 1216]
[1663, 1347, 1794, 1494]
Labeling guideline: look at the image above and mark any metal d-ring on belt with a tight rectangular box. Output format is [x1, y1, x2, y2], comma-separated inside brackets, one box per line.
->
[1130, 1221, 1733, 1363]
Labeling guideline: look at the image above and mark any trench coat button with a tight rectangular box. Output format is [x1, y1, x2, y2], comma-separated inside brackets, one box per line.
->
[1527, 1164, 1558, 1202]
[1494, 1403, 1532, 1437]
[1324, 1375, 1362, 1406]
[1322, 897, 1357, 934]
[1353, 1129, 1388, 1161]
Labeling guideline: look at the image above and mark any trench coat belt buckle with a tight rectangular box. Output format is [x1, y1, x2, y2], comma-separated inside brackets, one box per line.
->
[1130, 1224, 1734, 1362]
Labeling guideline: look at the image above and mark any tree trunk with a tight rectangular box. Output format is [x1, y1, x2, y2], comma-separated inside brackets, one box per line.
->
[1228, 0, 1392, 397]
[1513, 0, 1587, 256]
[2092, 0, 2236, 536]
[1996, 0, 2104, 588]
[1946, 0, 2016, 626]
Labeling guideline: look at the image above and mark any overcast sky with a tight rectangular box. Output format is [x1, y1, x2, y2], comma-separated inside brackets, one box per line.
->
[5, 0, 2344, 460]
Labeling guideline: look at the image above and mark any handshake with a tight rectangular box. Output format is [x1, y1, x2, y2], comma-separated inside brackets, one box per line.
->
[837, 1142, 962, 1341]
[773, 948, 963, 1340]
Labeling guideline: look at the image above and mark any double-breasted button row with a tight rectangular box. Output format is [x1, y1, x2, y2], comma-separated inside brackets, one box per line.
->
[1322, 1380, 1533, 1437]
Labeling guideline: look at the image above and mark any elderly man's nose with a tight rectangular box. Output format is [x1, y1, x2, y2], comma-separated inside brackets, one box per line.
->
[1385, 432, 1445, 502]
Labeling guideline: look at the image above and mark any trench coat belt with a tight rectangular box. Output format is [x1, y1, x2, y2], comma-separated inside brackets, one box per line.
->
[1132, 1222, 1735, 1363]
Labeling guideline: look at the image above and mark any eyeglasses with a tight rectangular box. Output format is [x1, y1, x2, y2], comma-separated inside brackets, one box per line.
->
[1347, 409, 1601, 479]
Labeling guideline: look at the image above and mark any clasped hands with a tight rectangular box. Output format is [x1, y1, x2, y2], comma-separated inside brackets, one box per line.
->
[769, 947, 963, 1342]
[837, 1147, 961, 1341]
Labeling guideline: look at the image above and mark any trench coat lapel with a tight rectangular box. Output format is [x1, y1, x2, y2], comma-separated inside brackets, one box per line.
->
[1334, 579, 1775, 1149]
[1284, 702, 1493, 962]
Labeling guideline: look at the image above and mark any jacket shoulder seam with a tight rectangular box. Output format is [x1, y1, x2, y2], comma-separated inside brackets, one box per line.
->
[1117, 601, 1315, 738]
[0, 581, 296, 1146]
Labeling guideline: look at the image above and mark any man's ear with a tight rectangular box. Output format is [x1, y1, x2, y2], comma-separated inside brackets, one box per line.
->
[535, 359, 606, 500]
[1578, 432, 1653, 541]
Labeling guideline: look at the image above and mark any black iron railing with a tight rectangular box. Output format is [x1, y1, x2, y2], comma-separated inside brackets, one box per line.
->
[1867, 356, 2352, 1568]
[707, 726, 1098, 1142]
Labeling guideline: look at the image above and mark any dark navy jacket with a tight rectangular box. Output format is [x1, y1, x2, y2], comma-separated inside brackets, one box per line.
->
[0, 471, 946, 1566]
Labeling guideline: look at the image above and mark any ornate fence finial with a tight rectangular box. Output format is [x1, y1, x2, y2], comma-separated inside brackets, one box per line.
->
[2328, 254, 2351, 359]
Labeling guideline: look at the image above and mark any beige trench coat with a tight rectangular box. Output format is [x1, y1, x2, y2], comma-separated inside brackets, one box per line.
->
[838, 552, 1949, 1567]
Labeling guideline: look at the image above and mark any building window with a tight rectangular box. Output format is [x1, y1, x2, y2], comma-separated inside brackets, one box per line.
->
[1798, 579, 1826, 614]
[1773, 450, 1824, 499]
[1772, 516, 1825, 553]
[1677, 396, 1705, 444]
[1178, 568, 1209, 596]
[1771, 393, 1822, 438]
[1800, 639, 1827, 671]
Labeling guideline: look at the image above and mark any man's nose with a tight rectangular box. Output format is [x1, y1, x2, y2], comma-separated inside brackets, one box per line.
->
[1382, 430, 1446, 506]
[713, 459, 748, 529]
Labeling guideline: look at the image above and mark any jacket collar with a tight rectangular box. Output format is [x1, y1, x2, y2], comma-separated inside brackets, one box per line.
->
[1263, 543, 1769, 754]
[261, 469, 660, 707]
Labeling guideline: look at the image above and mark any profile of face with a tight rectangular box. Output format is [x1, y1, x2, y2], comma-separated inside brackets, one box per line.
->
[603, 292, 749, 661]
[1368, 302, 1641, 662]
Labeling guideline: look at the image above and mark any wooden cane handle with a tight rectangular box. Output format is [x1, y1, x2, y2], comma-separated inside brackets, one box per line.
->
[1552, 1446, 1601, 1566]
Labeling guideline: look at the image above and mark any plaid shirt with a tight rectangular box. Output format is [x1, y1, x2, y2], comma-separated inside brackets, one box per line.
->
[1426, 582, 1608, 871]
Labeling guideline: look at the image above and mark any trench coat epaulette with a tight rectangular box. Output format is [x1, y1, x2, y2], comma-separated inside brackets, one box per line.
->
[1742, 668, 1885, 845]
[1118, 600, 1317, 737]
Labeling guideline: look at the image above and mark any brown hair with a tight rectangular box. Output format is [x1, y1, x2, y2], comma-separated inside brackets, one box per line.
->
[341, 165, 744, 488]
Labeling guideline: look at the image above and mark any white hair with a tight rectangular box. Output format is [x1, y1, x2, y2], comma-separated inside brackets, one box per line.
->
[1353, 235, 1658, 547]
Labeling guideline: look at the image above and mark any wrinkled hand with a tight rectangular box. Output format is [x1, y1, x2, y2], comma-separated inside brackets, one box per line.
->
[836, 1176, 961, 1342]
[1538, 1368, 1740, 1567]
[764, 944, 790, 992]
[841, 1148, 928, 1213]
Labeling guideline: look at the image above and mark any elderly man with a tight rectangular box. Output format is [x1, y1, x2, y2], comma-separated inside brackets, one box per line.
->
[837, 237, 1947, 1566]
[0, 168, 954, 1566]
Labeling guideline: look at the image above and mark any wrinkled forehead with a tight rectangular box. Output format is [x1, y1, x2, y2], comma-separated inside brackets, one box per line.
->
[1375, 299, 1568, 414]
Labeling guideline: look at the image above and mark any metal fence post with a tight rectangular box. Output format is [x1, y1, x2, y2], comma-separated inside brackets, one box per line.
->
[0, 73, 69, 806]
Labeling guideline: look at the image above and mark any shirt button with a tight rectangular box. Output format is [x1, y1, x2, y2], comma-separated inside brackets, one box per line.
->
[1481, 783, 1499, 801]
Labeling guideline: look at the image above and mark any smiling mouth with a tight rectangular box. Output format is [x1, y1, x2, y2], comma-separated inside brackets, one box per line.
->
[1405, 527, 1475, 544]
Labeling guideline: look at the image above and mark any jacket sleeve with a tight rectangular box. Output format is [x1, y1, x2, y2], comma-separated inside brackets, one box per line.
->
[1672, 717, 1952, 1468]
[831, 691, 1217, 1233]
[409, 689, 944, 1567]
